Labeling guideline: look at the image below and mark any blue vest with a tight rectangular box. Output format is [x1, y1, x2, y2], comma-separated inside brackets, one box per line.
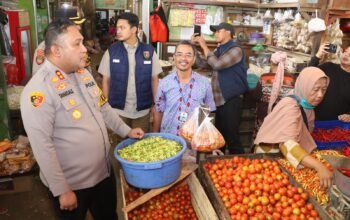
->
[108, 42, 154, 111]
[214, 40, 248, 101]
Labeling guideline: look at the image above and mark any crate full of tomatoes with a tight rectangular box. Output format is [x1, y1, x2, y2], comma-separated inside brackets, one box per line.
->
[120, 171, 218, 220]
[198, 154, 331, 220]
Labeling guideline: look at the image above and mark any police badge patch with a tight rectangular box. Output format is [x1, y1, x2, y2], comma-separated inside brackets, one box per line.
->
[36, 49, 45, 65]
[29, 91, 45, 108]
[36, 55, 45, 65]
[143, 51, 150, 60]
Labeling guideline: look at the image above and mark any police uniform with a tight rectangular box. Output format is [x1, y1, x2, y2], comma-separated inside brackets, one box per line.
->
[21, 60, 130, 218]
[32, 41, 46, 75]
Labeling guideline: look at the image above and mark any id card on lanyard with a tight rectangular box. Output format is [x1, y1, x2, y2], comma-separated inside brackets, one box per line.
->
[177, 75, 194, 125]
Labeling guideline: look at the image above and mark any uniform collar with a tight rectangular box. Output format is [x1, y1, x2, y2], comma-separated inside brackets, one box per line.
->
[123, 41, 138, 50]
[45, 60, 75, 83]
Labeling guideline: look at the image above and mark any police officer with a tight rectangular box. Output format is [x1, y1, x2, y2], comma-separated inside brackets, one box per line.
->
[21, 19, 143, 220]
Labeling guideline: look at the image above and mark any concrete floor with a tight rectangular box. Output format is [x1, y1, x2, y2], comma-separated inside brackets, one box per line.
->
[0, 173, 56, 220]
[0, 167, 123, 220]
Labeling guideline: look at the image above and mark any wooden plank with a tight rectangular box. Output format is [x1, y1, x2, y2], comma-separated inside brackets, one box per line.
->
[267, 46, 312, 62]
[259, 2, 299, 8]
[119, 170, 128, 220]
[187, 173, 219, 220]
[122, 162, 198, 213]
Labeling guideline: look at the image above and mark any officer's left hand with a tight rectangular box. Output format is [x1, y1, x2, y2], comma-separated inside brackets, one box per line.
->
[128, 128, 144, 139]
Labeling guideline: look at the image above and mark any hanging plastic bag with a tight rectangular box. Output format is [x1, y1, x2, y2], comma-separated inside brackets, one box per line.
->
[308, 10, 326, 33]
[150, 6, 169, 43]
[191, 116, 225, 152]
[179, 107, 200, 142]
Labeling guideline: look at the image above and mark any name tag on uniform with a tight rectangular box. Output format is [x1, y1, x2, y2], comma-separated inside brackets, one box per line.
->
[144, 61, 151, 65]
[112, 59, 120, 63]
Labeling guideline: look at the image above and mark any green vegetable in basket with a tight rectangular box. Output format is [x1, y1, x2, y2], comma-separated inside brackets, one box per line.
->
[118, 136, 182, 162]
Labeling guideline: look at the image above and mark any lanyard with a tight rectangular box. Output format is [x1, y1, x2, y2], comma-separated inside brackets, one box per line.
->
[177, 75, 194, 113]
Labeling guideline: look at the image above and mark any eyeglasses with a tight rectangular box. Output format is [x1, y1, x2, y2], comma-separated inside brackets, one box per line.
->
[174, 53, 194, 59]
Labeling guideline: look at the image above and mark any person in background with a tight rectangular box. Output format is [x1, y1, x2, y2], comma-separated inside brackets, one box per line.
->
[21, 19, 143, 220]
[32, 10, 86, 75]
[153, 41, 216, 135]
[249, 51, 295, 136]
[192, 22, 248, 154]
[254, 67, 332, 189]
[98, 12, 162, 138]
[309, 43, 350, 122]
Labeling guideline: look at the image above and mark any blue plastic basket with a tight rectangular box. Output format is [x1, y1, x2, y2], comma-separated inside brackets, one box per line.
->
[114, 133, 187, 189]
[313, 120, 350, 150]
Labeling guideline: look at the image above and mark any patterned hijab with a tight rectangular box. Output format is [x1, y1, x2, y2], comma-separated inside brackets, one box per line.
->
[267, 51, 287, 114]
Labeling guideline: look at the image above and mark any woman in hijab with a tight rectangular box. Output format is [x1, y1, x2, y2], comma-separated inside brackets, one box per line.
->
[254, 66, 332, 189]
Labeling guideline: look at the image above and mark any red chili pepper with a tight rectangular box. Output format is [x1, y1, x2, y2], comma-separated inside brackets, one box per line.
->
[339, 168, 350, 177]
[312, 127, 350, 142]
[342, 147, 350, 157]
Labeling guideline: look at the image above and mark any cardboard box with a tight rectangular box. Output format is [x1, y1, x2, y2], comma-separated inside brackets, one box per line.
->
[0, 174, 33, 195]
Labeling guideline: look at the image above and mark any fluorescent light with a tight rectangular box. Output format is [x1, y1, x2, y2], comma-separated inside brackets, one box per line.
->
[61, 3, 71, 8]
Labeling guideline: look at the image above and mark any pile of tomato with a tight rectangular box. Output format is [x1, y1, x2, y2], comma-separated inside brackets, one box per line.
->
[204, 156, 320, 220]
[126, 182, 197, 220]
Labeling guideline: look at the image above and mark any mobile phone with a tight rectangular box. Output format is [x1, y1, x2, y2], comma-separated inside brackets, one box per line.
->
[194, 25, 201, 36]
[326, 44, 337, 53]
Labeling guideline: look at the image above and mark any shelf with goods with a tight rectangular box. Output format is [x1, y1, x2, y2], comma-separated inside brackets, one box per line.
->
[162, 0, 327, 62]
[164, 0, 259, 8]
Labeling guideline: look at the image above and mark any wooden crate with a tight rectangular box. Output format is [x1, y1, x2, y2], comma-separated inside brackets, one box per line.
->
[119, 163, 218, 220]
[198, 154, 332, 220]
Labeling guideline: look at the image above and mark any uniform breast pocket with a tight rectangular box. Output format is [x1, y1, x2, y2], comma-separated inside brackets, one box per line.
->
[61, 95, 86, 122]
[87, 86, 103, 109]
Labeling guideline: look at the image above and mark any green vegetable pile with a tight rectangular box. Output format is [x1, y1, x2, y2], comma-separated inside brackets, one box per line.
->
[118, 136, 182, 162]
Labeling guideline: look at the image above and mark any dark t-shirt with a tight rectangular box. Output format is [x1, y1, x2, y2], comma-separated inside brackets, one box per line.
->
[309, 57, 350, 120]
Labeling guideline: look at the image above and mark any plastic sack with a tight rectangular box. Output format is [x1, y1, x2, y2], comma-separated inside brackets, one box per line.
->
[191, 117, 225, 152]
[179, 107, 200, 142]
[150, 6, 169, 43]
[308, 10, 325, 33]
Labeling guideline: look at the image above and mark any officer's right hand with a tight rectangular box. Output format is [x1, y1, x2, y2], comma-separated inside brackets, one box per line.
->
[128, 128, 144, 139]
[59, 191, 78, 211]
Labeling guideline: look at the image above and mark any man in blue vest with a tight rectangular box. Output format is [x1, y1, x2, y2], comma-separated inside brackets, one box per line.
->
[98, 12, 162, 140]
[193, 22, 248, 154]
